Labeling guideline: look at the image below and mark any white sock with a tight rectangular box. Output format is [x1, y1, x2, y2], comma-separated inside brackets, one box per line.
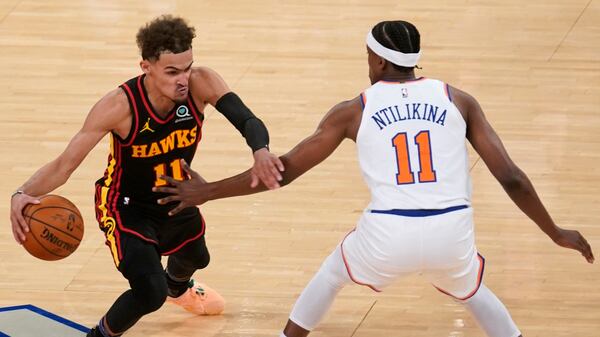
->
[461, 284, 521, 337]
[288, 245, 352, 331]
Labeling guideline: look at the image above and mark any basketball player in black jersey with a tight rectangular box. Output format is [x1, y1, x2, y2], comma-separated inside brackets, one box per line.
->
[9, 15, 284, 337]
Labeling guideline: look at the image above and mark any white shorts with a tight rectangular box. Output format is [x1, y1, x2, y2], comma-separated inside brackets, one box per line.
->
[340, 207, 484, 300]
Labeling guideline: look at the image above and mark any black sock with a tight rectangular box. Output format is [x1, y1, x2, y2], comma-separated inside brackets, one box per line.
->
[87, 325, 114, 337]
[86, 326, 100, 337]
[165, 269, 190, 298]
[96, 317, 124, 337]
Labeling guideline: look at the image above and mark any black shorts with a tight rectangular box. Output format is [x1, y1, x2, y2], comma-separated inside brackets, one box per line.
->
[94, 197, 205, 268]
[116, 230, 209, 281]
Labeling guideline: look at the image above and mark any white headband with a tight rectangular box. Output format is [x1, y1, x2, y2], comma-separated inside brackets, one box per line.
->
[366, 30, 421, 67]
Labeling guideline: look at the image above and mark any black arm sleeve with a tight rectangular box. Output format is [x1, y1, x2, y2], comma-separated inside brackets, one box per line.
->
[215, 92, 269, 152]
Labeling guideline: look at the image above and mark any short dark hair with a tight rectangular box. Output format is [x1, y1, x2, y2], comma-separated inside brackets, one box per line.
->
[371, 21, 420, 72]
[136, 15, 196, 61]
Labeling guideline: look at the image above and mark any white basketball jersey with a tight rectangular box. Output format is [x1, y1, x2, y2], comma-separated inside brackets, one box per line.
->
[357, 78, 471, 210]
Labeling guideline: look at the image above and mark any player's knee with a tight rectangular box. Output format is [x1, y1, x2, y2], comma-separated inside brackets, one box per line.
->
[320, 248, 351, 289]
[131, 273, 168, 313]
[178, 249, 210, 270]
[140, 281, 168, 313]
[194, 250, 210, 269]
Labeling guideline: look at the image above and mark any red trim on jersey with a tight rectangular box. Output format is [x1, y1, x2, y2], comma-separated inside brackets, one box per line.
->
[94, 184, 102, 223]
[112, 142, 123, 211]
[114, 226, 123, 261]
[360, 92, 367, 109]
[434, 253, 485, 301]
[109, 140, 124, 261]
[137, 76, 176, 124]
[98, 153, 113, 185]
[187, 96, 204, 126]
[162, 212, 206, 256]
[104, 162, 117, 224]
[112, 174, 123, 212]
[340, 229, 382, 293]
[120, 83, 140, 147]
[187, 96, 204, 143]
[107, 140, 121, 214]
[107, 141, 134, 257]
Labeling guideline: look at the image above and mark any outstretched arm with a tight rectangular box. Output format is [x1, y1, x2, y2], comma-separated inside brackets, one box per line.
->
[451, 86, 594, 263]
[154, 97, 363, 215]
[10, 89, 130, 244]
[190, 67, 284, 189]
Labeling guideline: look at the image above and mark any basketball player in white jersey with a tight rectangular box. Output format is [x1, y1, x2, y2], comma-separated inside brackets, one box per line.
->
[153, 21, 594, 337]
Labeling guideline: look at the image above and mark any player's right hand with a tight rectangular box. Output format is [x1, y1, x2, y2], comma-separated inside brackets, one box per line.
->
[10, 193, 40, 244]
[552, 228, 594, 264]
[153, 159, 209, 216]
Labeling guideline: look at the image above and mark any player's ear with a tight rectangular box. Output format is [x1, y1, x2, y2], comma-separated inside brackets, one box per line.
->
[140, 59, 151, 74]
[376, 55, 388, 71]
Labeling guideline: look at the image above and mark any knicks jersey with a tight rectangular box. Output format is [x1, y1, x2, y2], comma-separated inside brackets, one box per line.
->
[357, 78, 471, 210]
[95, 75, 204, 216]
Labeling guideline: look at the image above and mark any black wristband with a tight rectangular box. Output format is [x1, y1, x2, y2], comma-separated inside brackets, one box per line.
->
[215, 92, 270, 152]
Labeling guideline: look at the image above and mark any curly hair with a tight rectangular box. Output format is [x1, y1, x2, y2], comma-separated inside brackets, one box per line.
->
[136, 15, 196, 61]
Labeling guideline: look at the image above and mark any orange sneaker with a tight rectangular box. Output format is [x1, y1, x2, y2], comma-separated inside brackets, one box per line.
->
[167, 279, 225, 315]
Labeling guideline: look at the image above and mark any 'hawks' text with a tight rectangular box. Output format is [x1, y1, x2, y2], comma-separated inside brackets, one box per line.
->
[371, 103, 447, 130]
[131, 126, 197, 158]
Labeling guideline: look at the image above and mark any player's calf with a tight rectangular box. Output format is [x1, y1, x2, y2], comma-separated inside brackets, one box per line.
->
[459, 284, 521, 337]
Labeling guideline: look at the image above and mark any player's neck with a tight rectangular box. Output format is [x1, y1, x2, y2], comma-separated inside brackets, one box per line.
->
[143, 76, 176, 117]
[380, 70, 417, 83]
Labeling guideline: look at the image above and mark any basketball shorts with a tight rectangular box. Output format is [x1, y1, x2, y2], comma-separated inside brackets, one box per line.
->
[340, 206, 484, 300]
[94, 196, 205, 268]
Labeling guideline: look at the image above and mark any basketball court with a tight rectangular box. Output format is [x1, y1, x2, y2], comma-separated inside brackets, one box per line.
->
[0, 305, 87, 337]
[1, 1, 599, 336]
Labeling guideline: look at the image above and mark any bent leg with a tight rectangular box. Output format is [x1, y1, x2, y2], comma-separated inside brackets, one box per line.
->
[165, 235, 210, 297]
[460, 284, 521, 337]
[165, 236, 224, 315]
[98, 234, 167, 336]
[430, 252, 520, 337]
[283, 245, 353, 337]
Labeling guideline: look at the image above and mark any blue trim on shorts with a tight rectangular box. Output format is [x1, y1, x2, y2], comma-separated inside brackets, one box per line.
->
[370, 204, 469, 217]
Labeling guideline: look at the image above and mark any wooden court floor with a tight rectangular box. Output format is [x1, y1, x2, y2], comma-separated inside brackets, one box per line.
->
[0, 1, 599, 336]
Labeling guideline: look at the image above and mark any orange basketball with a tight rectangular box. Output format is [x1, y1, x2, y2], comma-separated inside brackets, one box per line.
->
[22, 194, 84, 261]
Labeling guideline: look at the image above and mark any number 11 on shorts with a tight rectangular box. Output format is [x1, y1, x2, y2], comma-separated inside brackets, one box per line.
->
[153, 159, 184, 187]
[392, 130, 437, 185]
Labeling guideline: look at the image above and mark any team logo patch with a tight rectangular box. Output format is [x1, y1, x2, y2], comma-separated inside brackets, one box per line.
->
[140, 118, 155, 133]
[402, 88, 408, 98]
[176, 105, 191, 118]
[175, 105, 194, 123]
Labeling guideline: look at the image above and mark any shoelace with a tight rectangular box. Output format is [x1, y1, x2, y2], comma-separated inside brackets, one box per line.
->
[188, 279, 206, 296]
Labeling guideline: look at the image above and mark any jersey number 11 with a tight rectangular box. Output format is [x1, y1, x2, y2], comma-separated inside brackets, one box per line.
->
[392, 130, 437, 185]
[153, 159, 185, 187]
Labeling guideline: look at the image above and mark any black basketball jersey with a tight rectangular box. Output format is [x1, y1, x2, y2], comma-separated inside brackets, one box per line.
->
[95, 75, 204, 216]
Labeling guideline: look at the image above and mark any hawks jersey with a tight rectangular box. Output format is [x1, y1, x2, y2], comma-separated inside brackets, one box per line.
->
[95, 75, 204, 216]
[357, 78, 471, 211]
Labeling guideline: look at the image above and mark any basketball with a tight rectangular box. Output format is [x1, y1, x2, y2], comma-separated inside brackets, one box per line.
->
[22, 194, 84, 261]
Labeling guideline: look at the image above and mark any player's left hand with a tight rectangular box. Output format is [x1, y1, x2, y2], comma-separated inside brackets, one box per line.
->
[153, 159, 208, 216]
[552, 227, 595, 264]
[251, 147, 284, 189]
